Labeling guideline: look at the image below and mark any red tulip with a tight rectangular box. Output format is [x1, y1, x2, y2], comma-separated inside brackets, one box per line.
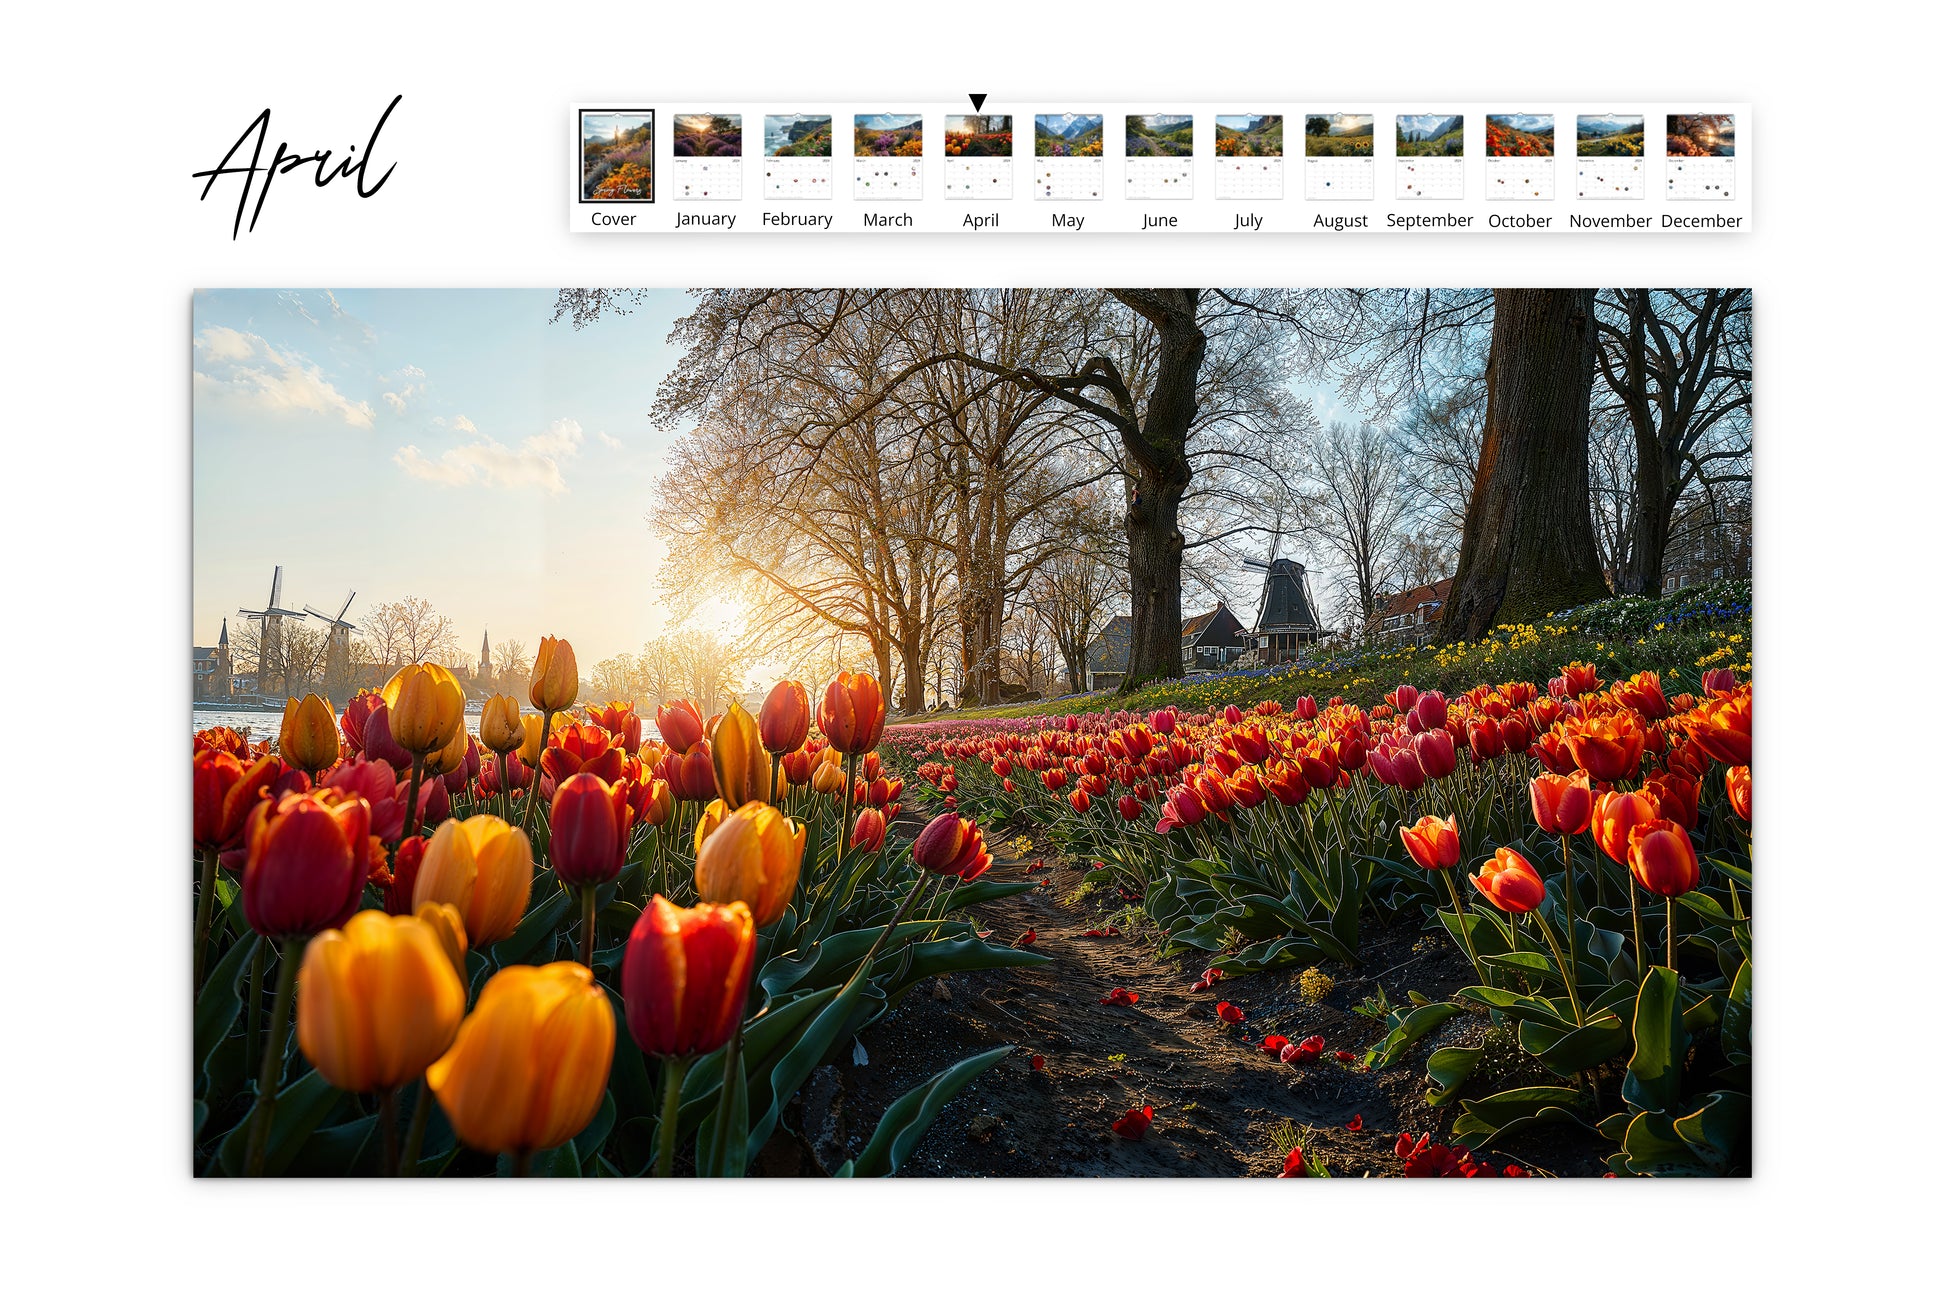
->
[240, 789, 370, 939]
[1216, 1001, 1245, 1024]
[622, 896, 756, 1058]
[1399, 815, 1460, 871]
[194, 750, 277, 853]
[1278, 1147, 1308, 1177]
[549, 772, 633, 887]
[1294, 695, 1319, 721]
[1530, 771, 1594, 836]
[1414, 691, 1448, 731]
[655, 699, 706, 755]
[1471, 847, 1546, 913]
[586, 702, 644, 755]
[758, 680, 811, 755]
[1100, 988, 1140, 1006]
[849, 806, 887, 853]
[1414, 728, 1457, 779]
[1627, 819, 1700, 897]
[1685, 688, 1752, 766]
[911, 812, 991, 881]
[1565, 712, 1646, 783]
[818, 672, 886, 755]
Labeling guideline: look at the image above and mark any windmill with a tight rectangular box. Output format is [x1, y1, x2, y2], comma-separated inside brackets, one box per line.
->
[304, 591, 358, 698]
[1242, 553, 1323, 667]
[238, 566, 304, 699]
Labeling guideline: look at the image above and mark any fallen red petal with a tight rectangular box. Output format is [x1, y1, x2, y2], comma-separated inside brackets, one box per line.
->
[1277, 1146, 1307, 1177]
[1345, 1114, 1364, 1132]
[1111, 1105, 1155, 1140]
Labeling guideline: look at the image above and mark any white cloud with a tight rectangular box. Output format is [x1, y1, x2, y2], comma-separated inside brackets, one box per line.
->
[400, 364, 426, 379]
[383, 391, 408, 414]
[392, 417, 583, 495]
[597, 430, 624, 449]
[193, 327, 375, 428]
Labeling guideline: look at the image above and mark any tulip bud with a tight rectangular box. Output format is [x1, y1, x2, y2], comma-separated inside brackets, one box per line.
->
[415, 900, 470, 983]
[1530, 772, 1594, 836]
[241, 790, 371, 939]
[383, 663, 466, 757]
[1470, 847, 1546, 914]
[850, 806, 888, 853]
[695, 802, 805, 928]
[297, 910, 466, 1093]
[759, 680, 811, 756]
[1591, 790, 1660, 865]
[641, 778, 675, 829]
[279, 693, 340, 775]
[518, 713, 547, 766]
[1725, 765, 1751, 821]
[529, 636, 579, 714]
[622, 896, 756, 1058]
[549, 772, 633, 888]
[818, 671, 887, 755]
[427, 962, 614, 1156]
[424, 722, 471, 778]
[480, 695, 524, 754]
[655, 699, 706, 755]
[811, 758, 847, 796]
[692, 797, 729, 854]
[710, 701, 772, 809]
[1626, 819, 1701, 897]
[1398, 814, 1460, 871]
[413, 815, 535, 947]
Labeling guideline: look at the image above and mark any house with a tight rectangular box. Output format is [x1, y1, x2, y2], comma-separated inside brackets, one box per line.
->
[193, 619, 234, 700]
[1249, 558, 1324, 665]
[1083, 615, 1133, 692]
[1371, 577, 1453, 644]
[1181, 602, 1248, 673]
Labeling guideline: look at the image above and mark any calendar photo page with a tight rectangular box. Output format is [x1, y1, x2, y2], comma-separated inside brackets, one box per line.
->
[570, 101, 1750, 233]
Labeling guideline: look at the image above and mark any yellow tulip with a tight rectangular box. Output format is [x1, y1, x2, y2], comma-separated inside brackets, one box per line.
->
[296, 910, 466, 1093]
[811, 759, 846, 795]
[692, 798, 729, 855]
[426, 961, 614, 1158]
[519, 713, 547, 766]
[694, 802, 806, 929]
[530, 636, 579, 713]
[710, 701, 772, 809]
[415, 901, 470, 983]
[480, 695, 524, 754]
[424, 721, 471, 777]
[383, 662, 465, 756]
[412, 815, 534, 947]
[279, 693, 340, 773]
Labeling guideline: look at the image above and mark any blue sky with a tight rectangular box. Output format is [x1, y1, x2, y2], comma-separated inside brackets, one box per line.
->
[192, 288, 698, 666]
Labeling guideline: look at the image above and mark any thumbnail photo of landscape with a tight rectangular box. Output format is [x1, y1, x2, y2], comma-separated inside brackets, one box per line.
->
[945, 115, 1011, 157]
[1578, 114, 1645, 156]
[1486, 114, 1554, 157]
[1035, 114, 1103, 157]
[765, 114, 833, 157]
[1215, 114, 1281, 156]
[1668, 114, 1735, 157]
[1305, 114, 1374, 157]
[1397, 114, 1463, 156]
[673, 114, 740, 158]
[579, 110, 653, 202]
[1126, 114, 1194, 156]
[855, 114, 922, 157]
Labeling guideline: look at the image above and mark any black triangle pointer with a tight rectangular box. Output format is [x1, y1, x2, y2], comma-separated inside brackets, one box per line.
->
[969, 94, 987, 111]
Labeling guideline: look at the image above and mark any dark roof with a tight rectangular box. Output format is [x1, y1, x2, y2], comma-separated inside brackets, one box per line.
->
[1085, 615, 1133, 674]
[1182, 608, 1218, 639]
[1252, 559, 1320, 633]
[1184, 602, 1246, 647]
[193, 647, 218, 661]
[1377, 577, 1454, 621]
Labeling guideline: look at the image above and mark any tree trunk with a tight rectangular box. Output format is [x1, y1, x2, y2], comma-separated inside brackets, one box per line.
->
[1442, 289, 1611, 642]
[1620, 418, 1673, 596]
[1115, 289, 1204, 689]
[898, 635, 925, 715]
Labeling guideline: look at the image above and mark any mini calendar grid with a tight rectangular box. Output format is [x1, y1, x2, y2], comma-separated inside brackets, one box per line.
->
[1305, 157, 1374, 200]
[945, 158, 1013, 199]
[670, 157, 741, 201]
[1397, 157, 1464, 200]
[1215, 158, 1282, 200]
[1666, 157, 1735, 200]
[1036, 157, 1104, 200]
[1125, 158, 1192, 200]
[1486, 157, 1554, 200]
[763, 157, 831, 198]
[1577, 158, 1643, 199]
[854, 159, 921, 199]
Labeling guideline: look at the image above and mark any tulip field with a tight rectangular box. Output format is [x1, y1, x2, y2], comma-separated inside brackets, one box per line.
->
[194, 651, 1047, 1177]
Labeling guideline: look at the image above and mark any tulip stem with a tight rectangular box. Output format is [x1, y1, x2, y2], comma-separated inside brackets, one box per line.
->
[244, 936, 304, 1177]
[1628, 877, 1647, 980]
[833, 752, 859, 885]
[1532, 912, 1585, 1026]
[707, 1023, 744, 1178]
[1665, 897, 1679, 973]
[399, 1081, 432, 1176]
[1438, 870, 1488, 986]
[655, 1055, 693, 1177]
[497, 752, 511, 820]
[854, 871, 932, 986]
[243, 934, 267, 1080]
[580, 885, 598, 968]
[520, 710, 555, 836]
[193, 847, 219, 991]
[402, 754, 426, 841]
[512, 1149, 534, 1178]
[379, 1088, 401, 1176]
[1556, 834, 1581, 1014]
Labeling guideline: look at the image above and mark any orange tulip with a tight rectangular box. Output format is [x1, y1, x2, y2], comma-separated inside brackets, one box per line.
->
[1725, 765, 1751, 821]
[1470, 847, 1546, 914]
[1564, 711, 1645, 783]
[297, 910, 465, 1093]
[241, 789, 370, 939]
[655, 699, 706, 755]
[480, 695, 524, 755]
[1399, 815, 1460, 871]
[710, 701, 772, 809]
[691, 797, 730, 853]
[850, 806, 888, 853]
[1591, 790, 1659, 865]
[1644, 770, 1699, 830]
[818, 671, 886, 755]
[529, 636, 579, 713]
[1627, 819, 1700, 898]
[412, 815, 534, 947]
[194, 750, 277, 853]
[694, 802, 806, 928]
[1530, 771, 1594, 836]
[279, 693, 340, 774]
[415, 900, 469, 983]
[621, 897, 756, 1058]
[759, 680, 811, 755]
[427, 962, 615, 1157]
[1685, 687, 1752, 767]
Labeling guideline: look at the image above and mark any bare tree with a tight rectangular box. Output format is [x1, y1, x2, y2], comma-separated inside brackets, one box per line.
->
[492, 639, 530, 682]
[1294, 421, 1413, 631]
[362, 596, 458, 668]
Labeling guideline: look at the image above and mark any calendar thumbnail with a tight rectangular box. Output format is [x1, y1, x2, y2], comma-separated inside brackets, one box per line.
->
[765, 114, 833, 199]
[670, 113, 741, 201]
[1666, 114, 1736, 200]
[1486, 114, 1554, 201]
[1215, 114, 1283, 200]
[1035, 114, 1104, 200]
[854, 113, 923, 199]
[1575, 115, 1644, 199]
[580, 110, 654, 202]
[1126, 114, 1193, 200]
[1305, 114, 1374, 156]
[945, 114, 1013, 199]
[1395, 113, 1464, 200]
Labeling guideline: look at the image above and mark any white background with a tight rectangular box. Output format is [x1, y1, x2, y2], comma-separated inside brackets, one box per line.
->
[2, 2, 1935, 1292]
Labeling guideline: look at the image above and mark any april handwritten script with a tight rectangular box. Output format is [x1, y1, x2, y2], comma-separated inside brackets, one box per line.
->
[192, 95, 402, 238]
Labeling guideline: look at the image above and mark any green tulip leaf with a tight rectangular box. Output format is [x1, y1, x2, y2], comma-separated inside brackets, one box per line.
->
[1425, 1046, 1483, 1107]
[496, 890, 574, 966]
[1452, 1086, 1586, 1150]
[847, 1044, 1014, 1177]
[1363, 1001, 1461, 1071]
[194, 932, 260, 1076]
[215, 1069, 350, 1177]
[1623, 967, 1687, 1116]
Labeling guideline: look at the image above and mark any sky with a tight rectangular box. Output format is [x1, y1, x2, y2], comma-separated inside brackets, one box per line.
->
[192, 288, 707, 668]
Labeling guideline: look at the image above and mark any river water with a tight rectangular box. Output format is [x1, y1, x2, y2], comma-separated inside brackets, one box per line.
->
[191, 706, 486, 745]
